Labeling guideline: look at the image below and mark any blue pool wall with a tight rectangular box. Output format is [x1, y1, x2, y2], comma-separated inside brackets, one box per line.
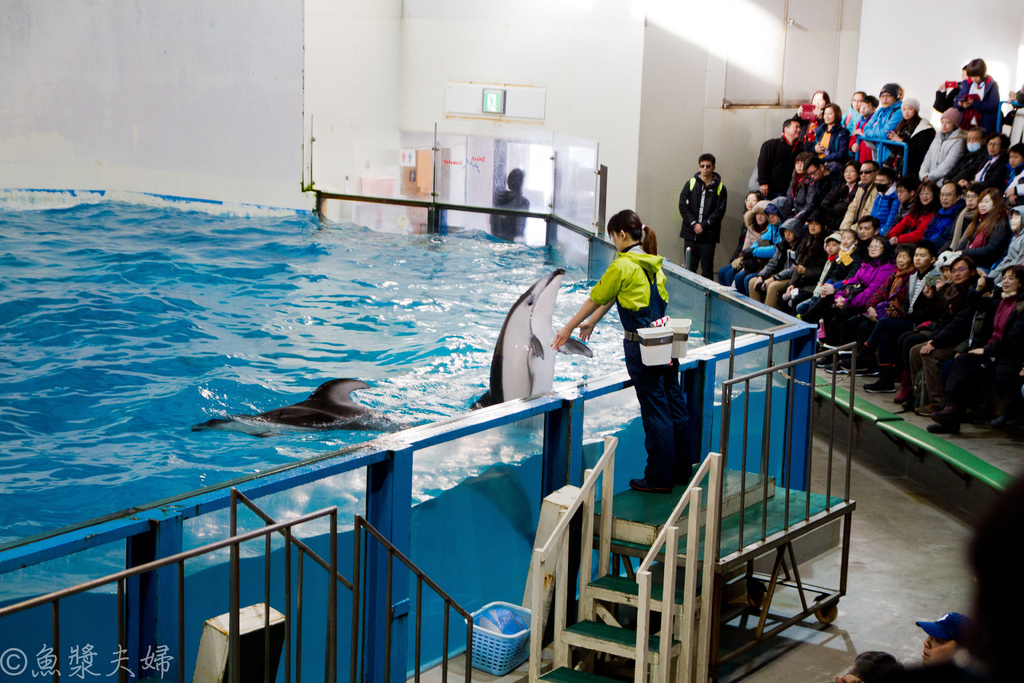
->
[0, 208, 815, 681]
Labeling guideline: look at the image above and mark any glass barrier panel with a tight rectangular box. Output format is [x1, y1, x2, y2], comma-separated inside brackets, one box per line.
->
[663, 267, 710, 344]
[407, 415, 545, 671]
[583, 388, 644, 493]
[553, 132, 599, 231]
[320, 197, 432, 234]
[705, 289, 786, 343]
[311, 126, 434, 202]
[433, 130, 554, 215]
[440, 209, 548, 247]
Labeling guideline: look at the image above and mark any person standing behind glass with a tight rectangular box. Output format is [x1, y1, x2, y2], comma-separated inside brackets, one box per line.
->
[490, 168, 530, 241]
[679, 153, 728, 281]
[552, 210, 691, 493]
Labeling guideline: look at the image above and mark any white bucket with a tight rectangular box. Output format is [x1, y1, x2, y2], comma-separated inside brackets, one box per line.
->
[636, 327, 673, 366]
[668, 318, 692, 359]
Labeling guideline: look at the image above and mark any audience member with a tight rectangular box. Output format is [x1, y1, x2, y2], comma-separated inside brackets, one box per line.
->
[757, 118, 803, 199]
[956, 58, 1001, 134]
[840, 160, 880, 231]
[851, 95, 879, 160]
[887, 97, 935, 178]
[802, 90, 832, 147]
[950, 127, 989, 189]
[748, 220, 803, 308]
[929, 265, 1024, 433]
[813, 103, 851, 163]
[943, 182, 984, 252]
[908, 255, 979, 415]
[919, 109, 966, 185]
[736, 202, 784, 295]
[863, 84, 904, 166]
[835, 651, 903, 683]
[719, 194, 766, 287]
[803, 227, 862, 323]
[841, 243, 915, 373]
[795, 231, 843, 316]
[974, 133, 1010, 191]
[864, 241, 940, 392]
[491, 168, 530, 240]
[983, 206, 1024, 288]
[679, 152, 728, 280]
[822, 160, 861, 231]
[825, 235, 895, 355]
[784, 151, 814, 217]
[781, 211, 829, 312]
[1003, 142, 1024, 207]
[871, 167, 902, 235]
[916, 612, 971, 666]
[922, 182, 965, 248]
[888, 180, 940, 245]
[953, 188, 1011, 271]
[842, 92, 867, 135]
[855, 214, 881, 261]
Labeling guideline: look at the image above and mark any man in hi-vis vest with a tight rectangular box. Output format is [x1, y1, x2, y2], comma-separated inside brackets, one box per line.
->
[679, 153, 728, 280]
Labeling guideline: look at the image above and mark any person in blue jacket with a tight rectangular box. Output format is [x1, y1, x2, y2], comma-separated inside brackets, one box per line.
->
[870, 167, 902, 235]
[735, 203, 783, 295]
[956, 59, 1001, 135]
[862, 84, 904, 166]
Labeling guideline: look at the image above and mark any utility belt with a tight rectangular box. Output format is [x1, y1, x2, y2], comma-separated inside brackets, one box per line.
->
[624, 330, 677, 347]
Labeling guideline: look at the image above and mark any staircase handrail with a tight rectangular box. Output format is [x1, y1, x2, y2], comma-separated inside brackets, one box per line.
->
[528, 435, 618, 682]
[635, 452, 723, 683]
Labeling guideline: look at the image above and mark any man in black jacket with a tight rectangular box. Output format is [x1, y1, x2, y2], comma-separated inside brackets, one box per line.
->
[679, 153, 728, 280]
[757, 118, 802, 199]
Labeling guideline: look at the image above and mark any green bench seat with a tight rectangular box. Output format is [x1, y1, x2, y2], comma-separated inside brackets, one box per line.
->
[876, 421, 1013, 491]
[814, 385, 902, 424]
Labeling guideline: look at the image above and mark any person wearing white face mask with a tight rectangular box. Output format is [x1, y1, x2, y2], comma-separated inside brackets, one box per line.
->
[951, 126, 988, 189]
[919, 109, 966, 185]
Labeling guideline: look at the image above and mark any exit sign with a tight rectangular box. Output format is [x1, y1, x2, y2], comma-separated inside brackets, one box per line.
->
[482, 89, 506, 115]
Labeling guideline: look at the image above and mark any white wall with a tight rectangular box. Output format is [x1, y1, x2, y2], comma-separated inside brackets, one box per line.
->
[636, 0, 862, 268]
[856, 0, 1024, 130]
[0, 0, 305, 208]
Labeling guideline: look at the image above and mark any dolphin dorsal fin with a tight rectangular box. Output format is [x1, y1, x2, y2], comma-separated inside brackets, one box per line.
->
[557, 338, 594, 358]
[530, 335, 545, 359]
[308, 378, 370, 405]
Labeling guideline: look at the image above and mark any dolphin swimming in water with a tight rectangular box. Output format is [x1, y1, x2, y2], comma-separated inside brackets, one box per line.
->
[192, 378, 396, 437]
[472, 268, 592, 409]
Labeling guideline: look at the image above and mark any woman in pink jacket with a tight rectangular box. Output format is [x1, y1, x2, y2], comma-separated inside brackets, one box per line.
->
[822, 236, 896, 356]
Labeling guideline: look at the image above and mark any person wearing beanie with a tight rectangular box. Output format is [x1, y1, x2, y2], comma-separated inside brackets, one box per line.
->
[919, 109, 967, 185]
[887, 97, 934, 178]
[863, 83, 904, 166]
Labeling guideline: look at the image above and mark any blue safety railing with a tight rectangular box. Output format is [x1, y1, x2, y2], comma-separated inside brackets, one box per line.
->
[861, 137, 909, 177]
[0, 205, 814, 682]
[996, 99, 1022, 133]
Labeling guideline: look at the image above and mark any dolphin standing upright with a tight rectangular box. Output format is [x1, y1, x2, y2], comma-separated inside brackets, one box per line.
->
[473, 268, 592, 409]
[192, 378, 396, 436]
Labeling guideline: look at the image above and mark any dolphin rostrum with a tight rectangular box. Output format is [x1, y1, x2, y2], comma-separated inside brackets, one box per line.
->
[472, 268, 592, 409]
[192, 378, 396, 437]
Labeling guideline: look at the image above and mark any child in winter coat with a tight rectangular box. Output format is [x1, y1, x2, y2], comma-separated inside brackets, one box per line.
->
[735, 203, 784, 295]
[719, 193, 765, 286]
[798, 226, 862, 320]
[748, 221, 803, 309]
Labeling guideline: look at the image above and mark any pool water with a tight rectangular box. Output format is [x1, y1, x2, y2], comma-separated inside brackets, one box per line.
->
[1, 199, 631, 544]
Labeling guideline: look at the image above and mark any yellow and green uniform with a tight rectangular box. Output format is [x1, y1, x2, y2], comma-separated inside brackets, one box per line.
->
[590, 251, 669, 311]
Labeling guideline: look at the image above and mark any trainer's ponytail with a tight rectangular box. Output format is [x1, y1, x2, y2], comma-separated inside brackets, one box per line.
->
[607, 209, 658, 256]
[641, 224, 658, 256]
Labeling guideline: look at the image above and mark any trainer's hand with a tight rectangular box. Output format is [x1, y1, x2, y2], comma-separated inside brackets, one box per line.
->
[551, 326, 573, 350]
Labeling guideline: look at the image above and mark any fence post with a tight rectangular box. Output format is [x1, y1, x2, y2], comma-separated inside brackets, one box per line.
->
[124, 513, 183, 681]
[542, 395, 585, 495]
[364, 446, 413, 682]
[787, 327, 816, 490]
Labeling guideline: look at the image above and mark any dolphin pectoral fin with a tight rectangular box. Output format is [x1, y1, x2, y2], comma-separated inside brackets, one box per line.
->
[529, 335, 545, 359]
[557, 338, 594, 358]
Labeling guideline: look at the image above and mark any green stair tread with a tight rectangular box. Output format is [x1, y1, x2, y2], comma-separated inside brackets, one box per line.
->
[588, 574, 691, 604]
[815, 385, 901, 423]
[595, 470, 765, 526]
[540, 666, 623, 683]
[565, 619, 675, 651]
[877, 421, 1012, 490]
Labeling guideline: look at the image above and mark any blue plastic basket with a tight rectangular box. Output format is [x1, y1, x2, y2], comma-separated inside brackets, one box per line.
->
[469, 601, 532, 676]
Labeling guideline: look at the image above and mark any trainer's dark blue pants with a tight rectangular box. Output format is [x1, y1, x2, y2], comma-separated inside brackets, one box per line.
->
[624, 342, 692, 487]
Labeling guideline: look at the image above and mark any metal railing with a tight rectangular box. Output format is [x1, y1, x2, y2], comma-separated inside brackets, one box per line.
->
[0, 490, 341, 683]
[634, 452, 722, 683]
[528, 436, 617, 683]
[352, 516, 474, 683]
[861, 137, 908, 177]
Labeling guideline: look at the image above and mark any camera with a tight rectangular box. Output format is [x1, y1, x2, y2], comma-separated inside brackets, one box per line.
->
[944, 80, 959, 89]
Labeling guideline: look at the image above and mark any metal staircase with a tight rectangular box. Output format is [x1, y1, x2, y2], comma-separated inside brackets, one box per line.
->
[528, 435, 723, 683]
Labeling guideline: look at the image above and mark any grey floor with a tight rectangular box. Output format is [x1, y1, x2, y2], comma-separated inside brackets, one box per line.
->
[718, 435, 975, 681]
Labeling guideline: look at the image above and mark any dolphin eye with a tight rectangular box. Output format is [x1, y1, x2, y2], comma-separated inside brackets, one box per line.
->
[526, 294, 535, 306]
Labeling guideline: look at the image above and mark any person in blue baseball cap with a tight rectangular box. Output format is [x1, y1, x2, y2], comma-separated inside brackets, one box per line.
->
[916, 612, 969, 666]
